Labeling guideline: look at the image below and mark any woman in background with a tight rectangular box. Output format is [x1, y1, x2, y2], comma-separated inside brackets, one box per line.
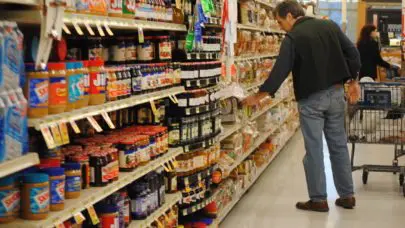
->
[357, 24, 394, 80]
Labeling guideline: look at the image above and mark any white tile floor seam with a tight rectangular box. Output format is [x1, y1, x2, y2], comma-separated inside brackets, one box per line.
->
[220, 132, 405, 228]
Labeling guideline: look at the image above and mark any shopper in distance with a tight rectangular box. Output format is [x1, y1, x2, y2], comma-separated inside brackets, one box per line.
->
[357, 24, 400, 80]
[243, 0, 361, 212]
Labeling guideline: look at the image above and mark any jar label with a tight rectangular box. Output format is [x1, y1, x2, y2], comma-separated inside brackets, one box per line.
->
[76, 0, 89, 11]
[50, 179, 65, 205]
[111, 44, 126, 62]
[122, 0, 135, 14]
[102, 166, 108, 183]
[119, 150, 135, 169]
[65, 176, 81, 193]
[89, 71, 107, 95]
[30, 186, 49, 214]
[0, 189, 20, 216]
[137, 43, 155, 61]
[131, 198, 147, 218]
[83, 73, 90, 96]
[158, 42, 172, 60]
[28, 78, 49, 108]
[109, 0, 123, 14]
[68, 74, 79, 103]
[49, 77, 67, 106]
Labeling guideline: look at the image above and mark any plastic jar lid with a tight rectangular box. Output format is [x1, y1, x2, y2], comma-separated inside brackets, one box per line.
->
[66, 62, 76, 70]
[23, 173, 49, 184]
[97, 204, 118, 214]
[41, 167, 65, 176]
[88, 59, 104, 67]
[75, 61, 84, 68]
[25, 63, 48, 71]
[0, 175, 16, 187]
[62, 163, 81, 170]
[48, 62, 66, 70]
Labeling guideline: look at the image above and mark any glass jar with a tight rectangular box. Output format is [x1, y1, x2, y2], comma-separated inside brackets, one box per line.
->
[47, 62, 67, 114]
[88, 60, 106, 105]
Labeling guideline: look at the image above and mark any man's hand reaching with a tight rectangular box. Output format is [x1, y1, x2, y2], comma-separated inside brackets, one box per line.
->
[242, 92, 269, 106]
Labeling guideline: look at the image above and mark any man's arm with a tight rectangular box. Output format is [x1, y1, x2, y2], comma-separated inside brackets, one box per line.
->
[258, 36, 294, 96]
[335, 24, 361, 79]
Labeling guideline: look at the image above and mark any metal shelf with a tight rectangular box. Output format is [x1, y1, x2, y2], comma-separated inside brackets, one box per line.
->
[28, 86, 185, 130]
[129, 192, 182, 228]
[0, 148, 183, 228]
[0, 0, 39, 5]
[219, 123, 242, 141]
[210, 125, 300, 227]
[237, 23, 285, 34]
[234, 54, 278, 62]
[0, 153, 39, 178]
[0, 10, 187, 32]
[248, 97, 284, 122]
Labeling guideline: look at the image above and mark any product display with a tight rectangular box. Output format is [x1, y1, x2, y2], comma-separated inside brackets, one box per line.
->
[0, 0, 301, 227]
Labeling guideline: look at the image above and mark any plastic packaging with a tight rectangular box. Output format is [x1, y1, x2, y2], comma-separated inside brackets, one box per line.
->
[41, 167, 65, 211]
[0, 175, 19, 223]
[21, 173, 50, 220]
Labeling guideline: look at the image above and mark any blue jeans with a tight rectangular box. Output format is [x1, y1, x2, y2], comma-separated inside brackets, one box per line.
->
[298, 85, 354, 202]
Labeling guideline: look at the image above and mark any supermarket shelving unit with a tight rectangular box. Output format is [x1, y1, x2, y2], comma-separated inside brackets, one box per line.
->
[210, 125, 299, 227]
[0, 148, 183, 228]
[0, 153, 40, 178]
[28, 86, 185, 130]
[129, 192, 182, 228]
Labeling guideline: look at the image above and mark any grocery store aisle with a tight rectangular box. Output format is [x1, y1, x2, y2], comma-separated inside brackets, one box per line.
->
[220, 132, 405, 228]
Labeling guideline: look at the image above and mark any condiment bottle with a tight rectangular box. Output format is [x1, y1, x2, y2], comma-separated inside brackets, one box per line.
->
[97, 204, 119, 227]
[90, 153, 107, 187]
[88, 59, 107, 105]
[41, 167, 65, 211]
[0, 176, 19, 223]
[24, 64, 49, 118]
[48, 62, 67, 114]
[62, 162, 81, 199]
[21, 173, 50, 220]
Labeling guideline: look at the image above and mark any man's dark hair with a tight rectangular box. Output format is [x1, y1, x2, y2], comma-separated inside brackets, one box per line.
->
[273, 0, 305, 19]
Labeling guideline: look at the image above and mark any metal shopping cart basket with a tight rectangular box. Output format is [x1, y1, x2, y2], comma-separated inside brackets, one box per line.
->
[346, 81, 405, 196]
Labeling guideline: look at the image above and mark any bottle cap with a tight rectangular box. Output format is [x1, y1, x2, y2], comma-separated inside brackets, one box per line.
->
[23, 173, 49, 183]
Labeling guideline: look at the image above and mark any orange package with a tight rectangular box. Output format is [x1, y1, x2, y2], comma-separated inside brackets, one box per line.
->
[89, 0, 108, 15]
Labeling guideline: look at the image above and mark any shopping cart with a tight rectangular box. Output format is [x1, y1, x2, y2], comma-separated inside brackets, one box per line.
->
[346, 81, 405, 196]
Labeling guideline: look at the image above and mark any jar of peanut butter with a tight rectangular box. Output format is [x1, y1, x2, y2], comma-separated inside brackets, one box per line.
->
[88, 60, 106, 105]
[41, 167, 65, 211]
[65, 62, 77, 111]
[21, 173, 50, 220]
[48, 63, 67, 114]
[62, 163, 81, 199]
[0, 176, 19, 223]
[24, 64, 49, 118]
[74, 62, 86, 109]
[81, 60, 90, 107]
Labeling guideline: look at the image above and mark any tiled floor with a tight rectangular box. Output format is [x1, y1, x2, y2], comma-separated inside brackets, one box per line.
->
[221, 132, 405, 228]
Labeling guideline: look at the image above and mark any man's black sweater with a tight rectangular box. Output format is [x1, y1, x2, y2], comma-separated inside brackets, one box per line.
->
[259, 17, 361, 101]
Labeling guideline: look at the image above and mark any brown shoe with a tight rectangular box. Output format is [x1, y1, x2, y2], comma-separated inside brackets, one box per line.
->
[335, 197, 356, 209]
[296, 200, 329, 212]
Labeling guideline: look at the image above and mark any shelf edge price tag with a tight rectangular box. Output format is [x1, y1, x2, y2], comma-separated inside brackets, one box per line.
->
[72, 21, 84, 36]
[138, 26, 144, 43]
[149, 100, 159, 117]
[103, 21, 114, 36]
[40, 126, 56, 149]
[95, 21, 105, 37]
[87, 206, 100, 225]
[50, 123, 63, 146]
[87, 116, 103, 132]
[84, 20, 95, 36]
[101, 112, 115, 129]
[69, 120, 81, 134]
[62, 24, 71, 35]
[73, 212, 86, 224]
[58, 122, 70, 144]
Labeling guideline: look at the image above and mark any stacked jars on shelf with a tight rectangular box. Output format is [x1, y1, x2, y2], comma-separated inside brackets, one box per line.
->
[235, 32, 282, 56]
[239, 0, 279, 30]
[25, 35, 181, 119]
[65, 0, 173, 22]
